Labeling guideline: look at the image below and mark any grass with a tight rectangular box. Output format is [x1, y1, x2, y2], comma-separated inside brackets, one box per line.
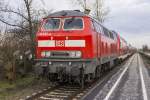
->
[0, 75, 35, 100]
[0, 81, 15, 90]
[0, 75, 34, 90]
[15, 75, 35, 87]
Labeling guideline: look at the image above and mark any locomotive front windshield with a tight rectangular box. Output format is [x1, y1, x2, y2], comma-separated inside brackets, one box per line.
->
[42, 17, 83, 31]
[43, 18, 60, 30]
[63, 17, 83, 30]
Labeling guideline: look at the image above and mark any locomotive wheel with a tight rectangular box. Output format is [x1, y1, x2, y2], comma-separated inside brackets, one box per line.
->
[95, 66, 101, 79]
[80, 74, 85, 89]
[86, 73, 94, 83]
[114, 59, 119, 65]
[80, 66, 85, 89]
[43, 66, 49, 79]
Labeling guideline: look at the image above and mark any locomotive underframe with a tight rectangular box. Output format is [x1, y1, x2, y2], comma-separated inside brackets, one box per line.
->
[34, 55, 118, 80]
[35, 58, 98, 76]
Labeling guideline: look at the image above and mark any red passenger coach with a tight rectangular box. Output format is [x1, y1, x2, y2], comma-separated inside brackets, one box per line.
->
[35, 10, 130, 87]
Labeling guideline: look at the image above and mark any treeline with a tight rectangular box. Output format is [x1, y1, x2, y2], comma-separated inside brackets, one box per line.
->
[142, 45, 150, 52]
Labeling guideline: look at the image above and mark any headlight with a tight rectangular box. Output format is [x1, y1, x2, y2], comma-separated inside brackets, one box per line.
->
[45, 51, 51, 57]
[41, 51, 51, 57]
[69, 51, 82, 58]
[41, 51, 46, 57]
[70, 52, 76, 57]
[75, 51, 82, 57]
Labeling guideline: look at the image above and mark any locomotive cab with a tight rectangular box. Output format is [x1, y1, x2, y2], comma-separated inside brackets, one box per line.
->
[36, 16, 94, 59]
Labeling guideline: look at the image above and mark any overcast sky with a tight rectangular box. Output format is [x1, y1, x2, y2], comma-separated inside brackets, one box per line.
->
[6, 0, 150, 48]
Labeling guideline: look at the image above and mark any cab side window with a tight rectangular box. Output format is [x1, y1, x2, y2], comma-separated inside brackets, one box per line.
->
[92, 20, 103, 34]
[93, 21, 100, 33]
[103, 27, 110, 37]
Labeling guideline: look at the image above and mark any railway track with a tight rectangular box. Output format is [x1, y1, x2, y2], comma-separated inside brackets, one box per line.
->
[38, 85, 83, 100]
[22, 82, 94, 100]
[20, 57, 131, 100]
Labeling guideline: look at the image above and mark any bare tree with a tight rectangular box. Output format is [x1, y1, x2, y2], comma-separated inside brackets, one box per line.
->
[0, 0, 3, 8]
[142, 45, 149, 52]
[93, 0, 109, 23]
[70, 0, 109, 23]
[0, 25, 35, 82]
[68, 0, 87, 11]
[0, 0, 49, 57]
[75, 0, 87, 11]
[0, 0, 50, 81]
[0, 29, 19, 82]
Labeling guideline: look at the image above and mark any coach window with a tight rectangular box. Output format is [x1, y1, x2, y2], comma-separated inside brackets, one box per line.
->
[113, 32, 118, 41]
[63, 17, 83, 30]
[109, 32, 114, 39]
[97, 23, 104, 35]
[96, 23, 101, 33]
[120, 38, 123, 48]
[103, 27, 109, 37]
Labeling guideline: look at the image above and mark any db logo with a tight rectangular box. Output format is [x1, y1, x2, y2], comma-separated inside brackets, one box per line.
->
[56, 40, 65, 47]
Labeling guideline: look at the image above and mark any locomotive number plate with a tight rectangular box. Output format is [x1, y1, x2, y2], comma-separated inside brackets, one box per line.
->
[56, 40, 65, 47]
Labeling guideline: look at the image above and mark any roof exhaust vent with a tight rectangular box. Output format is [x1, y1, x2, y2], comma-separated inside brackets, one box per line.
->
[74, 10, 81, 12]
[84, 9, 91, 15]
[61, 11, 67, 16]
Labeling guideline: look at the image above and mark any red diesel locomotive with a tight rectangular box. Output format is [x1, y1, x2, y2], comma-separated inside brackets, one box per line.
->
[35, 10, 130, 87]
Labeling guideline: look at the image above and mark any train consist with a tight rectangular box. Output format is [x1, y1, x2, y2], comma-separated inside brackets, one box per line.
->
[35, 10, 133, 87]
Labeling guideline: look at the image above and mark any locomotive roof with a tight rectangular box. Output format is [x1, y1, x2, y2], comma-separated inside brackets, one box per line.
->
[46, 10, 87, 18]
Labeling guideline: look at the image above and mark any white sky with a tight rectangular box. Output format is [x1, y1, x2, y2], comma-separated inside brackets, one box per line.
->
[3, 0, 150, 48]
